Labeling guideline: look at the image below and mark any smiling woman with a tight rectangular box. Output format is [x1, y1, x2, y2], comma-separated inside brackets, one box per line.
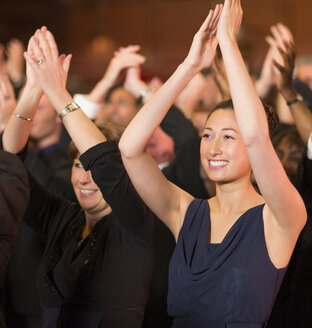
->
[118, 0, 307, 326]
[1, 27, 160, 328]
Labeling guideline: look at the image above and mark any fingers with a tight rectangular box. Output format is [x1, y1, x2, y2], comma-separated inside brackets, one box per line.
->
[27, 36, 38, 60]
[210, 4, 223, 35]
[276, 23, 294, 44]
[23, 51, 39, 75]
[199, 9, 214, 34]
[269, 23, 295, 53]
[199, 3, 223, 39]
[265, 35, 276, 48]
[62, 54, 72, 75]
[30, 34, 45, 64]
[278, 42, 295, 70]
[31, 26, 59, 64]
[34, 27, 52, 61]
[272, 59, 284, 74]
[208, 4, 223, 34]
[44, 28, 59, 60]
[116, 45, 140, 53]
[114, 51, 146, 69]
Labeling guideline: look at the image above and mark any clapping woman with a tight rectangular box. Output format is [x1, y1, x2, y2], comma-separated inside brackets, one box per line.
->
[2, 28, 156, 328]
[119, 0, 307, 326]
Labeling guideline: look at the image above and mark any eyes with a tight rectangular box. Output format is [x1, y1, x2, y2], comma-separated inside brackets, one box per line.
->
[202, 133, 235, 140]
[105, 99, 131, 107]
[73, 161, 83, 169]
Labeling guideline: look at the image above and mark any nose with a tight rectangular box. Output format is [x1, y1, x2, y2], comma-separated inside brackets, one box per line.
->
[78, 169, 92, 185]
[209, 137, 222, 156]
[106, 101, 118, 115]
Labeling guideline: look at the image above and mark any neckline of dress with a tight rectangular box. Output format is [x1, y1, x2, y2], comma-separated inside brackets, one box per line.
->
[205, 201, 265, 245]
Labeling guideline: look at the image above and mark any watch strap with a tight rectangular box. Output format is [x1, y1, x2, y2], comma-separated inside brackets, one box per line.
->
[59, 102, 80, 120]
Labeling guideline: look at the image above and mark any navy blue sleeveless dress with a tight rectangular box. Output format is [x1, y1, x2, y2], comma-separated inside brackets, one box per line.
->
[168, 199, 287, 328]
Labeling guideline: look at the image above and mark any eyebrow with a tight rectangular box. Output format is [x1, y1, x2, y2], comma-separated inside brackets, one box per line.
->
[204, 127, 239, 134]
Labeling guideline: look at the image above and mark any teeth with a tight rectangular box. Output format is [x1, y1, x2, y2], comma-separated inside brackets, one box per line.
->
[209, 160, 228, 167]
[80, 189, 97, 194]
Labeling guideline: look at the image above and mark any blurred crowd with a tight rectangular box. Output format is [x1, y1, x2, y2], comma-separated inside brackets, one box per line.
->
[0, 12, 311, 328]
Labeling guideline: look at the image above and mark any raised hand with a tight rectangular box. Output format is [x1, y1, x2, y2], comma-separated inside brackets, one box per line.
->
[104, 45, 145, 86]
[266, 23, 294, 69]
[23, 27, 72, 101]
[0, 74, 16, 131]
[273, 40, 296, 97]
[87, 44, 146, 104]
[184, 4, 223, 71]
[6, 38, 25, 85]
[24, 36, 42, 93]
[216, 0, 242, 43]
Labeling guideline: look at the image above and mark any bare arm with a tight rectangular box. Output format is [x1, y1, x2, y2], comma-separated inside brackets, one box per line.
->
[119, 5, 223, 237]
[22, 27, 106, 155]
[2, 36, 43, 154]
[217, 0, 306, 240]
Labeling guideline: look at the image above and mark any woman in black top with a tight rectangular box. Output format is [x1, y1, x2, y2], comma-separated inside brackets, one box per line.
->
[2, 28, 156, 327]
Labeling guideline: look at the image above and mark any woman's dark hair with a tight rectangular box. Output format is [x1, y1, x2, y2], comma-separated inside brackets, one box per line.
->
[206, 99, 279, 137]
[68, 122, 125, 161]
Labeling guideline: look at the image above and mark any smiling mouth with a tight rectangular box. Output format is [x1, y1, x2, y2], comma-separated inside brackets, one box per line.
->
[80, 189, 98, 196]
[208, 160, 228, 168]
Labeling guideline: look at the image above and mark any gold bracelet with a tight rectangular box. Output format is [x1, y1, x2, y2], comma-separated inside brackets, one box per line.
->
[13, 113, 33, 122]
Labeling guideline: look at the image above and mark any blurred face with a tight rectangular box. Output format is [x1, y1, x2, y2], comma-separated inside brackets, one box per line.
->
[30, 95, 60, 142]
[200, 109, 251, 183]
[296, 63, 312, 90]
[146, 127, 175, 165]
[97, 88, 138, 126]
[275, 137, 304, 183]
[71, 158, 111, 217]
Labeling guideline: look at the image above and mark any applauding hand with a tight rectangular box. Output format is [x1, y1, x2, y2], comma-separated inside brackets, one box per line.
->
[184, 4, 223, 72]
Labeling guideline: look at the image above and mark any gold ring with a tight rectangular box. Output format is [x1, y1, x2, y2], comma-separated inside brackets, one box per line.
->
[37, 58, 45, 65]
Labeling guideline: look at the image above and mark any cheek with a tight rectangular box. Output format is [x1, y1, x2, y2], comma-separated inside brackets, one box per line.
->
[230, 143, 250, 167]
[71, 170, 77, 185]
[199, 141, 208, 164]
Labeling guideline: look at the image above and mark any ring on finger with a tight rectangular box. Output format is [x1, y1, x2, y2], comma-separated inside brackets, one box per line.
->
[37, 58, 45, 65]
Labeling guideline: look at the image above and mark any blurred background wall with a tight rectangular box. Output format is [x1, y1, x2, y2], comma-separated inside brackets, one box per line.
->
[0, 0, 311, 86]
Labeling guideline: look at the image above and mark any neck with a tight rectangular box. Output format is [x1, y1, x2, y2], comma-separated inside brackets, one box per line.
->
[82, 206, 112, 239]
[33, 126, 62, 150]
[212, 177, 263, 215]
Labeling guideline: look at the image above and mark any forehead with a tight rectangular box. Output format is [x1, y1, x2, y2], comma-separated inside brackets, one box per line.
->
[110, 88, 136, 102]
[205, 109, 238, 130]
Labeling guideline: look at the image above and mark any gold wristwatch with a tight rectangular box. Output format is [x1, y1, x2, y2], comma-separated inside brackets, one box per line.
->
[59, 102, 80, 120]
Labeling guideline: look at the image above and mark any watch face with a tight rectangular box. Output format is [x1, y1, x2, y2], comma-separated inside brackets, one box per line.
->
[59, 103, 80, 120]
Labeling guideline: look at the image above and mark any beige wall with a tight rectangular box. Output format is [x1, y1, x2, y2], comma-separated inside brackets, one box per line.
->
[1, 0, 312, 83]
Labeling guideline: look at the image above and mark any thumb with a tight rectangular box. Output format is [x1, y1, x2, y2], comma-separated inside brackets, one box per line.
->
[24, 51, 39, 73]
[63, 54, 72, 74]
